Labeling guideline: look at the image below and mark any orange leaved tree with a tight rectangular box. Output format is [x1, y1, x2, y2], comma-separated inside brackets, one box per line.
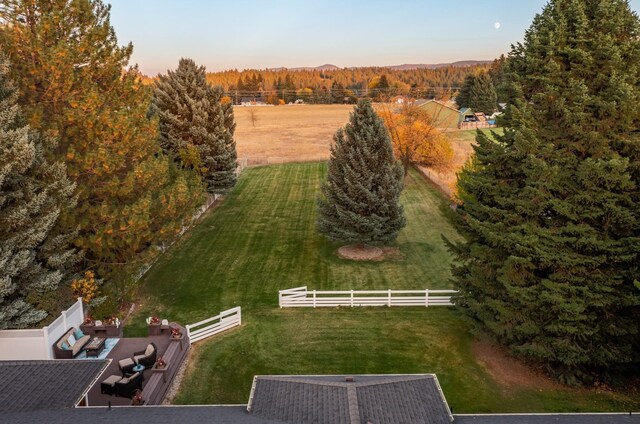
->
[379, 103, 454, 177]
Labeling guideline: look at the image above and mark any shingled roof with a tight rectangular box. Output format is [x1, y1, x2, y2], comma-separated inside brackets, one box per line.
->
[0, 360, 108, 412]
[247, 374, 453, 424]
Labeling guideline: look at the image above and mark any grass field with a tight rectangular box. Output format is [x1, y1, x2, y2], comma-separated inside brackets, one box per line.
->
[234, 104, 351, 164]
[126, 162, 638, 412]
[234, 104, 495, 196]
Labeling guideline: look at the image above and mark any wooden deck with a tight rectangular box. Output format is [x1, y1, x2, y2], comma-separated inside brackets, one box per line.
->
[86, 325, 189, 406]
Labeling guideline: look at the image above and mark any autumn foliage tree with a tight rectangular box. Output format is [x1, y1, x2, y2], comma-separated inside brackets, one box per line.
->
[380, 103, 454, 177]
[0, 0, 203, 281]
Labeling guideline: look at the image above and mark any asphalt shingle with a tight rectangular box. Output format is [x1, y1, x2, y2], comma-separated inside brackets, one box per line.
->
[0, 360, 108, 412]
[248, 374, 453, 424]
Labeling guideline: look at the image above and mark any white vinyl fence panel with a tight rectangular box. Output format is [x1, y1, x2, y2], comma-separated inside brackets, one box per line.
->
[186, 307, 242, 344]
[279, 287, 457, 308]
[0, 297, 84, 360]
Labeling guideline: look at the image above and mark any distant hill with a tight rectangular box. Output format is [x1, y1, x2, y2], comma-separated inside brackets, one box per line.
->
[389, 60, 492, 70]
[266, 61, 491, 72]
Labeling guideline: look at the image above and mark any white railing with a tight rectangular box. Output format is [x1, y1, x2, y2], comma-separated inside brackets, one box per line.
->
[185, 306, 242, 344]
[279, 287, 457, 308]
[0, 297, 84, 360]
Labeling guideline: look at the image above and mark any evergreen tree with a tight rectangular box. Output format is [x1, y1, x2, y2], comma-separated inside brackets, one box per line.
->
[448, 0, 640, 383]
[153, 58, 237, 193]
[455, 74, 475, 108]
[0, 53, 78, 329]
[317, 99, 405, 245]
[0, 0, 204, 279]
[469, 72, 497, 115]
[455, 72, 497, 114]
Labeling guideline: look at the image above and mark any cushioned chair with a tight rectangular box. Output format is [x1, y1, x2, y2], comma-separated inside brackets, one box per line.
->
[133, 342, 157, 368]
[115, 371, 144, 398]
[119, 357, 136, 375]
[100, 374, 122, 395]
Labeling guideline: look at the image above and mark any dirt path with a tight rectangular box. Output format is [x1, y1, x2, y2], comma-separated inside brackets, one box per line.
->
[473, 340, 563, 390]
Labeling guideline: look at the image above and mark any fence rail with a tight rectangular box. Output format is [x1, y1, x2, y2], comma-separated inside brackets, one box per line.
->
[279, 286, 457, 308]
[185, 307, 242, 344]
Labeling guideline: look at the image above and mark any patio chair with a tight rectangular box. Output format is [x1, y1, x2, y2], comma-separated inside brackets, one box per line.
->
[133, 342, 157, 368]
[115, 371, 144, 398]
[118, 357, 136, 375]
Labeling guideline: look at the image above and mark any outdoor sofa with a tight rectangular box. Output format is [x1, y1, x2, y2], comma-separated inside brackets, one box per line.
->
[53, 327, 91, 359]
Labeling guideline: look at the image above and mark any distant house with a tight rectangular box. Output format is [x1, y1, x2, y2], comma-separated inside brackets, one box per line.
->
[414, 99, 461, 130]
[240, 97, 267, 106]
[415, 99, 497, 130]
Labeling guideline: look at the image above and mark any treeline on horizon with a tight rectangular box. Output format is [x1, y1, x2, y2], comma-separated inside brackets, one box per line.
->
[141, 64, 494, 103]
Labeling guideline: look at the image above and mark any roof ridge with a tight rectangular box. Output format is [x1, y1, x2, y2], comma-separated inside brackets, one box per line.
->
[347, 385, 361, 424]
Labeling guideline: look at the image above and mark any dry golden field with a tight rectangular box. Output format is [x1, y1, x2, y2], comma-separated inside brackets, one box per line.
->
[233, 104, 352, 165]
[233, 103, 491, 196]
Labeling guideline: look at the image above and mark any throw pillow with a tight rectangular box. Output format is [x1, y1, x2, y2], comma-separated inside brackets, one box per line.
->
[61, 341, 70, 350]
[68, 333, 77, 347]
[74, 329, 84, 340]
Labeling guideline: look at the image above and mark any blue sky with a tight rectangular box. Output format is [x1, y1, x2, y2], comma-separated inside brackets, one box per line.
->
[107, 0, 640, 75]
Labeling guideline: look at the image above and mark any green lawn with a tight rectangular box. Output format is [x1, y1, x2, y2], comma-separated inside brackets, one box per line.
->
[127, 162, 638, 412]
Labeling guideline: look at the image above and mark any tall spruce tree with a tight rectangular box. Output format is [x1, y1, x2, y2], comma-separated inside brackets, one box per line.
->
[455, 72, 497, 114]
[318, 99, 405, 245]
[448, 0, 640, 383]
[0, 53, 78, 329]
[0, 0, 204, 279]
[153, 58, 237, 193]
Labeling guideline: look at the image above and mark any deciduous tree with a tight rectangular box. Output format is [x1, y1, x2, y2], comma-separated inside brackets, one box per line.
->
[380, 103, 454, 177]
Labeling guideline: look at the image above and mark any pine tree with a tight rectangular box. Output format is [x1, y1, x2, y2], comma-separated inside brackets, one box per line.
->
[153, 58, 237, 193]
[455, 72, 497, 114]
[318, 99, 406, 245]
[469, 72, 497, 115]
[448, 0, 640, 383]
[0, 53, 78, 329]
[0, 0, 204, 279]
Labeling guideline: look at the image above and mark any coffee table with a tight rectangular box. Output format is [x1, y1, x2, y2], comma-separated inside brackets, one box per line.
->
[85, 337, 106, 358]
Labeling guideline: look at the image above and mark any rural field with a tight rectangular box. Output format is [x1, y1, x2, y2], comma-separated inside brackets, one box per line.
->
[126, 162, 639, 413]
[234, 103, 491, 195]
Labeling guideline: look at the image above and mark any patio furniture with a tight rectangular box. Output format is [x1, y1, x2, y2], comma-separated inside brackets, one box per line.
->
[115, 371, 144, 398]
[133, 342, 157, 368]
[53, 327, 91, 359]
[84, 337, 106, 358]
[132, 364, 145, 373]
[119, 357, 136, 375]
[100, 374, 122, 395]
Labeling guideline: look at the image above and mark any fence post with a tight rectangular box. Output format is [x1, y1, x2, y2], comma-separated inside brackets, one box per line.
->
[238, 307, 242, 326]
[185, 325, 191, 344]
[350, 289, 354, 307]
[279, 291, 282, 308]
[388, 289, 391, 307]
[425, 289, 429, 307]
[313, 290, 316, 308]
[42, 326, 51, 359]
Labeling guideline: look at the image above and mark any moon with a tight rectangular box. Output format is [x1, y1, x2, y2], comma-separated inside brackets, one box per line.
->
[494, 22, 501, 29]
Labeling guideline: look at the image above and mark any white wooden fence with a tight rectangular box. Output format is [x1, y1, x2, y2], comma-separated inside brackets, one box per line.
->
[0, 297, 84, 360]
[185, 306, 242, 344]
[279, 287, 457, 308]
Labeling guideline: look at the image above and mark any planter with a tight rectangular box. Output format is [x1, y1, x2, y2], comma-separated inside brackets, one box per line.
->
[80, 323, 122, 338]
[147, 323, 161, 336]
[152, 363, 169, 382]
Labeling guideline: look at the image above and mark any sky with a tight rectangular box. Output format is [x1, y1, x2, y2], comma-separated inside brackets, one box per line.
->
[107, 0, 640, 76]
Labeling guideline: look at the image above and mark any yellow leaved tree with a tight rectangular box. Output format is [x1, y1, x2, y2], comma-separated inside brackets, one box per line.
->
[379, 103, 454, 178]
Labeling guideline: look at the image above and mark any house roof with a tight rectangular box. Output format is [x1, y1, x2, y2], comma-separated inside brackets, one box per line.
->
[248, 374, 453, 424]
[0, 360, 109, 413]
[3, 406, 280, 424]
[454, 414, 640, 423]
